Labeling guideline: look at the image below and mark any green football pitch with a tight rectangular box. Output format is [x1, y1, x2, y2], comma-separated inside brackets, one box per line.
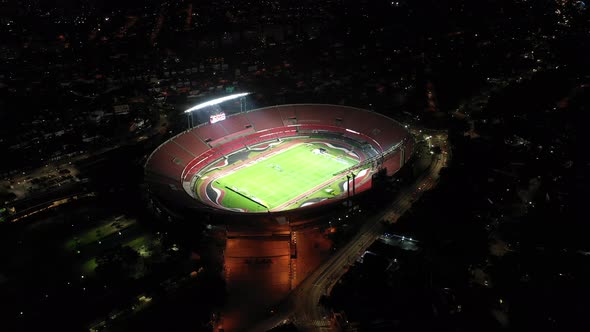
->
[212, 143, 359, 212]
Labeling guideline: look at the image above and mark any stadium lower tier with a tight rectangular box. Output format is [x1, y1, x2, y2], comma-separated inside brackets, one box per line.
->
[144, 104, 413, 215]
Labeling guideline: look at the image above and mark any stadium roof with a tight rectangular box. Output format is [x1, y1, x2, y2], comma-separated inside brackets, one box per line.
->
[184, 92, 250, 113]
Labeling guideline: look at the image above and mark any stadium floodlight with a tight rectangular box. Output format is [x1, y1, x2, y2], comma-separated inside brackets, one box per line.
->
[184, 92, 250, 113]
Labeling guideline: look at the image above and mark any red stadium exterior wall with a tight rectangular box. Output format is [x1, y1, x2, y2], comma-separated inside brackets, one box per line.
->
[144, 104, 414, 219]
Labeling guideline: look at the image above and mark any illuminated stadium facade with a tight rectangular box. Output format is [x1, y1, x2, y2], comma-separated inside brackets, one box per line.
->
[145, 103, 414, 221]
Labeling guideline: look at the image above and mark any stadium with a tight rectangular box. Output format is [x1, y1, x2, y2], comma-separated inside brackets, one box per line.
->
[144, 102, 414, 221]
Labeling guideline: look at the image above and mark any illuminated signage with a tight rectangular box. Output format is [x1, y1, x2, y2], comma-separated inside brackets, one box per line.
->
[210, 113, 226, 124]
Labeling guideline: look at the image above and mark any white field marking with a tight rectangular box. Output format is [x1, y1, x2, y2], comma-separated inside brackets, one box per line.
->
[241, 162, 294, 207]
[310, 141, 360, 159]
[273, 171, 348, 211]
[319, 153, 351, 166]
[184, 152, 229, 180]
[247, 175, 287, 207]
[206, 143, 301, 181]
[206, 158, 229, 172]
[310, 148, 354, 167]
[218, 142, 301, 176]
[341, 168, 369, 191]
[209, 143, 300, 193]
[239, 178, 280, 207]
[249, 141, 282, 151]
[357, 168, 368, 177]
[208, 184, 246, 212]
[212, 185, 223, 205]
[217, 142, 355, 208]
[300, 198, 328, 208]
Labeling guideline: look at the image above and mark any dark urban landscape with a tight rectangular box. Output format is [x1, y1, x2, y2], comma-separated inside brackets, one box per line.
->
[1, 0, 589, 331]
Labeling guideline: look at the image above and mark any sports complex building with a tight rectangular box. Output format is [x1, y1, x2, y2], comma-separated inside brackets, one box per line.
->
[144, 102, 414, 225]
[144, 100, 415, 329]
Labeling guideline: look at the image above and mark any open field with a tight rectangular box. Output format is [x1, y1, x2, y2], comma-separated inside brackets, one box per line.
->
[64, 215, 135, 250]
[81, 258, 98, 276]
[212, 142, 358, 212]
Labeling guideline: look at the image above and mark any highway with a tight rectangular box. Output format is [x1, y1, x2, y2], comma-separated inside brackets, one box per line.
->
[249, 132, 448, 332]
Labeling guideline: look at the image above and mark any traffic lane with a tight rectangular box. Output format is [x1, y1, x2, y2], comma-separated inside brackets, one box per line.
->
[298, 158, 445, 323]
[250, 149, 447, 331]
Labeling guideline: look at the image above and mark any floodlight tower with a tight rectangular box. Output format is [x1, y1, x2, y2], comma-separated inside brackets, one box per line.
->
[187, 112, 193, 128]
[346, 174, 351, 200]
[344, 171, 357, 207]
[240, 96, 247, 112]
[184, 92, 250, 129]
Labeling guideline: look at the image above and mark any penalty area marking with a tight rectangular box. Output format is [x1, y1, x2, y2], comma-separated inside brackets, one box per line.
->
[207, 140, 361, 210]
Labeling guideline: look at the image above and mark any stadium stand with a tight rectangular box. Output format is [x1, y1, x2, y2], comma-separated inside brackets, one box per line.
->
[220, 113, 254, 133]
[146, 148, 184, 179]
[173, 131, 210, 156]
[278, 106, 298, 125]
[145, 104, 413, 211]
[382, 151, 403, 176]
[194, 122, 229, 143]
[293, 104, 341, 125]
[161, 142, 195, 167]
[243, 107, 284, 131]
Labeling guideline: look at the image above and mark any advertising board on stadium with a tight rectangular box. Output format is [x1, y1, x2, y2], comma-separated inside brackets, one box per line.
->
[210, 113, 226, 124]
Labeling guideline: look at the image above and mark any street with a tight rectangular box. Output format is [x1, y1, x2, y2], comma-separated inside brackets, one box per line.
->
[249, 132, 448, 331]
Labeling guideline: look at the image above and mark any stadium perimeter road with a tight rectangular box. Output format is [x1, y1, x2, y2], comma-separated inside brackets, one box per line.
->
[247, 133, 449, 332]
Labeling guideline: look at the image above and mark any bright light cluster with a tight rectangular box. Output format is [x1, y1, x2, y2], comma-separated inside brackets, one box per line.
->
[184, 92, 249, 113]
[209, 113, 226, 124]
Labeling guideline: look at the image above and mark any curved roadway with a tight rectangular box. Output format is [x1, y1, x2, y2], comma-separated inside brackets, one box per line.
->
[247, 132, 449, 332]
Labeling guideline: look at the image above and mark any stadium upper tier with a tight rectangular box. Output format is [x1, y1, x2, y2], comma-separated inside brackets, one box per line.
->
[144, 104, 414, 212]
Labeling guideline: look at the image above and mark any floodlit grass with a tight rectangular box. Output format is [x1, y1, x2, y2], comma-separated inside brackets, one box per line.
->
[80, 258, 98, 276]
[124, 235, 151, 252]
[213, 143, 358, 211]
[64, 216, 135, 250]
[284, 179, 347, 210]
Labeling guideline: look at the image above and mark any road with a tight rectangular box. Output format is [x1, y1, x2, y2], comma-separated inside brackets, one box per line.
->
[248, 133, 449, 331]
[3, 112, 168, 220]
